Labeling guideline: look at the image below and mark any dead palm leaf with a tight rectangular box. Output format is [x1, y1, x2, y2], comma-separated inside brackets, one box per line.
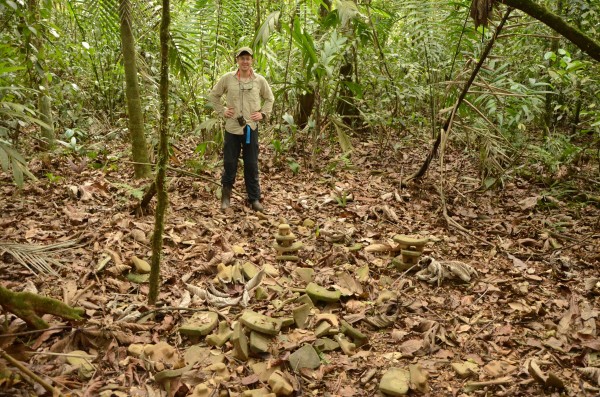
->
[0, 240, 81, 276]
[470, 0, 496, 28]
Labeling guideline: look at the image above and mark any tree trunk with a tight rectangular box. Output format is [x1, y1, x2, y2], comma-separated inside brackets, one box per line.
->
[297, 91, 315, 129]
[500, 0, 600, 62]
[543, 0, 562, 133]
[294, 0, 331, 129]
[119, 0, 152, 179]
[27, 0, 55, 150]
[149, 0, 170, 305]
[336, 53, 360, 127]
[38, 91, 55, 149]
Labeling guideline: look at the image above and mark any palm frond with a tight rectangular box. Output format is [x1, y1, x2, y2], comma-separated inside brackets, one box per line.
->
[169, 28, 198, 81]
[82, 0, 121, 43]
[254, 11, 280, 48]
[333, 0, 360, 28]
[0, 240, 82, 276]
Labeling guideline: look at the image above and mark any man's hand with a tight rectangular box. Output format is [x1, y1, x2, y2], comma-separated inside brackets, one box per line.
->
[224, 107, 234, 118]
[250, 112, 264, 122]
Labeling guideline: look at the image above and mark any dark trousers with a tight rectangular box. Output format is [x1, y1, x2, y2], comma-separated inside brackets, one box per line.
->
[222, 128, 260, 202]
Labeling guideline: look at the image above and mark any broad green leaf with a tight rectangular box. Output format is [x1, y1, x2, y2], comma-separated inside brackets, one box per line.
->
[12, 158, 24, 188]
[566, 60, 585, 72]
[198, 118, 220, 131]
[288, 160, 300, 175]
[283, 113, 295, 126]
[332, 117, 353, 153]
[0, 145, 9, 171]
[0, 65, 25, 74]
[254, 11, 280, 47]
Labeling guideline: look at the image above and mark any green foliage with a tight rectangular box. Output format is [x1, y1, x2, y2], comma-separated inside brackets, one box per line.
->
[527, 134, 582, 174]
[254, 11, 280, 47]
[287, 158, 300, 175]
[186, 141, 217, 173]
[334, 190, 348, 207]
[56, 128, 87, 155]
[45, 172, 62, 183]
[0, 139, 37, 188]
[325, 152, 353, 175]
[0, 0, 599, 197]
[111, 181, 144, 200]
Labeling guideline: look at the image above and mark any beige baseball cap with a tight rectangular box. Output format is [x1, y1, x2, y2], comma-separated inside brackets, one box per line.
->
[235, 46, 253, 57]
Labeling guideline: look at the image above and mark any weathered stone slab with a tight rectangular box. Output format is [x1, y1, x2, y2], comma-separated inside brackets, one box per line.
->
[240, 310, 282, 335]
[250, 331, 271, 354]
[179, 312, 219, 336]
[314, 338, 339, 352]
[340, 320, 367, 346]
[314, 321, 331, 338]
[306, 282, 341, 303]
[451, 361, 479, 378]
[295, 294, 314, 308]
[288, 345, 321, 371]
[205, 321, 232, 347]
[293, 303, 311, 329]
[131, 256, 151, 273]
[268, 371, 294, 396]
[392, 235, 428, 252]
[231, 322, 249, 361]
[242, 262, 259, 280]
[127, 272, 150, 283]
[334, 334, 356, 356]
[242, 388, 276, 397]
[294, 267, 315, 284]
[379, 368, 410, 396]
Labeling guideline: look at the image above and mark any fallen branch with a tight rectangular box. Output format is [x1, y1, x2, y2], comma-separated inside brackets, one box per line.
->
[464, 376, 513, 392]
[0, 348, 64, 397]
[438, 186, 495, 247]
[0, 285, 85, 329]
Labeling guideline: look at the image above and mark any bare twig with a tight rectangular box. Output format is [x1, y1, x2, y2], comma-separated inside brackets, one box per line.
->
[0, 348, 64, 397]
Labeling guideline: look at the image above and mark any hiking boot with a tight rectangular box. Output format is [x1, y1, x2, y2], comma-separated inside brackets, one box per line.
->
[221, 186, 232, 210]
[250, 200, 264, 212]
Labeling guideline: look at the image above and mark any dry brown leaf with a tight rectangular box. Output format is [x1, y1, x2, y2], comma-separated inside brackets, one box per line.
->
[557, 295, 580, 335]
[334, 271, 363, 296]
[519, 196, 540, 210]
[107, 264, 130, 275]
[399, 339, 423, 357]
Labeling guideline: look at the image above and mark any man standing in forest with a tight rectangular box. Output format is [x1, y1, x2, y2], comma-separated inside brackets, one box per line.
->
[208, 46, 274, 212]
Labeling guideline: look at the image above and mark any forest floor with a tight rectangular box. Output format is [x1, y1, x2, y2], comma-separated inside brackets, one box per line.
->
[1, 131, 599, 397]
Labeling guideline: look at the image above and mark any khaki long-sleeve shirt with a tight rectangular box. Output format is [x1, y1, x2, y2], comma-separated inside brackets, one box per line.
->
[208, 70, 274, 135]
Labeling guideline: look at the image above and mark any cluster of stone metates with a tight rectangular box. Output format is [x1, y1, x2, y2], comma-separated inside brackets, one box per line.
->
[172, 279, 373, 396]
[128, 225, 437, 396]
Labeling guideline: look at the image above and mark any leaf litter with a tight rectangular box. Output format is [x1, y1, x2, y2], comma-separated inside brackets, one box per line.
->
[0, 137, 599, 396]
